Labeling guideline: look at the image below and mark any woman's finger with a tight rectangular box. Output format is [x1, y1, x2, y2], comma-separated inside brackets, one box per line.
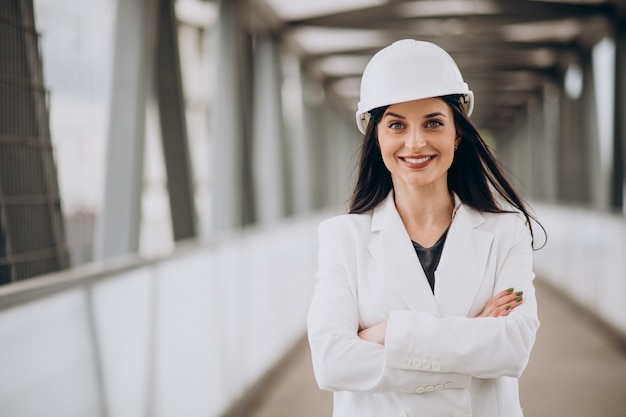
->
[478, 288, 524, 317]
[495, 291, 524, 317]
[478, 288, 514, 317]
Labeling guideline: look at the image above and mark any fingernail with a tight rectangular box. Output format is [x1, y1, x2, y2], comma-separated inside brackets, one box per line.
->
[515, 291, 523, 296]
[506, 288, 514, 292]
[515, 296, 523, 302]
[504, 305, 511, 310]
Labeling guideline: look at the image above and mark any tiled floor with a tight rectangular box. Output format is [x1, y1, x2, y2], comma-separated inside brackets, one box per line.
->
[240, 280, 626, 417]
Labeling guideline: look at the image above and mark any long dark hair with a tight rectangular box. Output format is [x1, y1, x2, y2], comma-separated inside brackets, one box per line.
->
[349, 94, 545, 248]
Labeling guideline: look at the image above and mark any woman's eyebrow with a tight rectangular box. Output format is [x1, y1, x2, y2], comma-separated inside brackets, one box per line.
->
[384, 111, 448, 119]
[383, 112, 405, 119]
[424, 112, 447, 118]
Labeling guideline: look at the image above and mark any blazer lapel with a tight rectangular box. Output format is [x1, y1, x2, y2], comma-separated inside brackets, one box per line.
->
[367, 193, 440, 315]
[434, 203, 494, 317]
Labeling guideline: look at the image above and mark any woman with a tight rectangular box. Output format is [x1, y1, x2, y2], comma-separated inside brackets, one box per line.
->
[307, 40, 542, 417]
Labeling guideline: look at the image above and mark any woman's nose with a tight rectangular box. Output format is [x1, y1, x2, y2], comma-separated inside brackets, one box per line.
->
[405, 129, 426, 150]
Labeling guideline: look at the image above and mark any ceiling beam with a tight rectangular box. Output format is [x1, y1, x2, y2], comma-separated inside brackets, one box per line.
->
[286, 0, 612, 28]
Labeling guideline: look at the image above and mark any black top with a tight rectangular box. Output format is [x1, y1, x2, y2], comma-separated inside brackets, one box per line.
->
[411, 229, 449, 293]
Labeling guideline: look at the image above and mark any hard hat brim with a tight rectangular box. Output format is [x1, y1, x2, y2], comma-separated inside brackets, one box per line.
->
[355, 91, 474, 135]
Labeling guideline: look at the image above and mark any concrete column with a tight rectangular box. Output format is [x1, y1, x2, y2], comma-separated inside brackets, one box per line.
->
[251, 34, 288, 224]
[580, 52, 606, 210]
[556, 67, 591, 204]
[495, 106, 529, 196]
[611, 19, 626, 211]
[320, 105, 360, 210]
[302, 76, 327, 211]
[527, 93, 546, 200]
[286, 65, 316, 214]
[155, 0, 196, 240]
[539, 82, 561, 203]
[520, 99, 537, 197]
[95, 0, 158, 260]
[209, 0, 254, 235]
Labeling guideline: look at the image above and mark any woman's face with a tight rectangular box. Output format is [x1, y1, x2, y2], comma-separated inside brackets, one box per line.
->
[377, 98, 458, 191]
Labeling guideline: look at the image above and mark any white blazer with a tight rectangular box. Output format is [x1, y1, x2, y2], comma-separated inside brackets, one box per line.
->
[307, 193, 539, 417]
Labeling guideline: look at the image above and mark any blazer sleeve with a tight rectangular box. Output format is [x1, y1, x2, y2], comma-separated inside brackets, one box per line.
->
[384, 214, 540, 379]
[307, 219, 472, 393]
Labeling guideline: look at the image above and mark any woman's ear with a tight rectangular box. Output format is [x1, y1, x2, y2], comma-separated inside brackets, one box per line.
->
[454, 135, 461, 151]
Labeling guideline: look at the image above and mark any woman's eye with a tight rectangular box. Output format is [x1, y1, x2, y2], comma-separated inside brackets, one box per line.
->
[426, 120, 443, 128]
[389, 122, 404, 130]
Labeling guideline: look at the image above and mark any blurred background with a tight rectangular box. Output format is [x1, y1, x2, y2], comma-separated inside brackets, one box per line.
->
[0, 0, 625, 416]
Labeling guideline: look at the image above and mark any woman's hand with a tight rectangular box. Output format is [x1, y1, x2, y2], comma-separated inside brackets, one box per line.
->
[477, 288, 524, 318]
[358, 320, 388, 345]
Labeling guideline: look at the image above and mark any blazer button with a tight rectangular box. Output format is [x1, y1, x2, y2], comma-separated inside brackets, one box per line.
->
[432, 362, 441, 371]
[402, 357, 411, 366]
[435, 384, 444, 391]
[421, 360, 431, 370]
[425, 385, 435, 392]
[412, 359, 422, 368]
[445, 382, 455, 389]
[415, 386, 425, 394]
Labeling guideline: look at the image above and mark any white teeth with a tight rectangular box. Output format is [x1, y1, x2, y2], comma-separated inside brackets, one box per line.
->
[404, 156, 432, 164]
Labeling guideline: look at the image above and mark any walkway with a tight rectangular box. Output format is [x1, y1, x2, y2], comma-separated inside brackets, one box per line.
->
[238, 280, 626, 417]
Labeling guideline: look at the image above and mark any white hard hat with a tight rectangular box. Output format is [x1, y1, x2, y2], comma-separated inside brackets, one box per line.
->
[355, 39, 474, 134]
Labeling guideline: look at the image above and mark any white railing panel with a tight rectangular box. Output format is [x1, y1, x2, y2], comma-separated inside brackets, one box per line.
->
[92, 268, 154, 417]
[0, 289, 102, 417]
[533, 203, 626, 336]
[151, 252, 224, 417]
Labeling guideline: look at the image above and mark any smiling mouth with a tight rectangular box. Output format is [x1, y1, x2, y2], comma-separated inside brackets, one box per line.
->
[402, 156, 434, 164]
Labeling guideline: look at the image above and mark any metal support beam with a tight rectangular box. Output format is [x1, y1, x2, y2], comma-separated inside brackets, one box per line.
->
[210, 0, 255, 235]
[284, 58, 314, 215]
[539, 83, 560, 203]
[524, 95, 541, 199]
[0, 0, 69, 282]
[557, 79, 591, 203]
[95, 0, 158, 260]
[301, 76, 327, 211]
[498, 108, 532, 197]
[155, 0, 196, 240]
[320, 106, 359, 209]
[581, 52, 607, 210]
[252, 34, 289, 223]
[611, 18, 626, 210]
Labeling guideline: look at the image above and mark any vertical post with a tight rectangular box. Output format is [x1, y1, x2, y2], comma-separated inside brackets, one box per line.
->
[155, 0, 197, 240]
[556, 64, 591, 204]
[520, 97, 535, 196]
[321, 105, 355, 209]
[284, 58, 314, 215]
[251, 33, 288, 224]
[581, 51, 606, 210]
[94, 0, 158, 260]
[513, 108, 531, 194]
[540, 82, 560, 203]
[611, 18, 626, 211]
[301, 76, 327, 211]
[528, 92, 546, 200]
[209, 0, 254, 235]
[0, 0, 68, 281]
